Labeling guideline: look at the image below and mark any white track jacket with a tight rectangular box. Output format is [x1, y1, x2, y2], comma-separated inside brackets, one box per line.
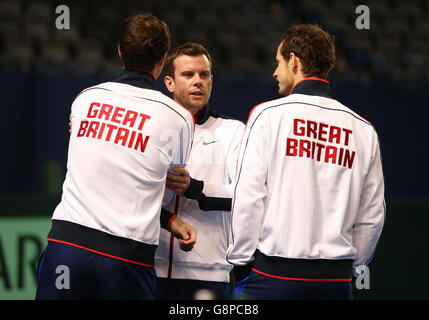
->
[48, 70, 194, 267]
[156, 107, 244, 282]
[226, 78, 385, 279]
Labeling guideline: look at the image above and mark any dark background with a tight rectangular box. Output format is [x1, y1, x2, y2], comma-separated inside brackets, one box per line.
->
[1, 0, 428, 299]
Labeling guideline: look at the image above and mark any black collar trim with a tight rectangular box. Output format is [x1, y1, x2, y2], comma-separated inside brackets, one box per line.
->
[290, 78, 333, 99]
[113, 69, 156, 90]
[196, 105, 210, 125]
[195, 105, 234, 125]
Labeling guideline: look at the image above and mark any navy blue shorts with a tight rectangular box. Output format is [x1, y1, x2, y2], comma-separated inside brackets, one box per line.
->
[235, 270, 353, 300]
[35, 241, 157, 300]
[156, 277, 230, 300]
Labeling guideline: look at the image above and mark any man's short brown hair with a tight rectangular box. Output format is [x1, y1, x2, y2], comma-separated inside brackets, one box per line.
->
[165, 42, 212, 78]
[119, 13, 170, 71]
[280, 24, 336, 78]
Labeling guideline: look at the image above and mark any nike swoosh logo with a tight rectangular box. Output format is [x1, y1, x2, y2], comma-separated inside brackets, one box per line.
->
[202, 140, 218, 145]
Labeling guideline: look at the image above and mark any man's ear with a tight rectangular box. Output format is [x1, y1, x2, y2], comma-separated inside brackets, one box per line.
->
[164, 75, 175, 93]
[289, 52, 301, 74]
[289, 52, 296, 68]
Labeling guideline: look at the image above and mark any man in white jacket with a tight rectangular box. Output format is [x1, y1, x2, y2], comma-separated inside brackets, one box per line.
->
[155, 43, 244, 299]
[226, 24, 385, 300]
[36, 13, 196, 300]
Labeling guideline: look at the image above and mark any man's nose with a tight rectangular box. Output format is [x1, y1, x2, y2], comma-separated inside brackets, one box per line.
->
[193, 76, 203, 86]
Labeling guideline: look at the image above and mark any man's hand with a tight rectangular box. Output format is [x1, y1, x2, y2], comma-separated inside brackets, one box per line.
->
[166, 167, 190, 196]
[169, 216, 196, 252]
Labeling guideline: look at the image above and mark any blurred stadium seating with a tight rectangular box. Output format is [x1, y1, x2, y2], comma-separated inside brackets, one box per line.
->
[296, 0, 429, 86]
[0, 0, 427, 86]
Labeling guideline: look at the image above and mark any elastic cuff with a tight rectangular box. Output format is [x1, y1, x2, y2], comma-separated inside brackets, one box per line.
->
[199, 197, 232, 211]
[167, 214, 177, 231]
[184, 178, 204, 200]
[160, 208, 174, 230]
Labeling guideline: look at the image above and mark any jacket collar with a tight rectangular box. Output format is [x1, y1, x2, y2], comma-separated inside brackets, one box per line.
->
[290, 77, 333, 98]
[195, 104, 211, 125]
[113, 68, 156, 90]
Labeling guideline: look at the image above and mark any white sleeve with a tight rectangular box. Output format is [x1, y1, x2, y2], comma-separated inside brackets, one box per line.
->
[162, 189, 175, 207]
[201, 123, 245, 198]
[171, 120, 194, 169]
[164, 118, 194, 207]
[226, 109, 268, 266]
[352, 134, 385, 276]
